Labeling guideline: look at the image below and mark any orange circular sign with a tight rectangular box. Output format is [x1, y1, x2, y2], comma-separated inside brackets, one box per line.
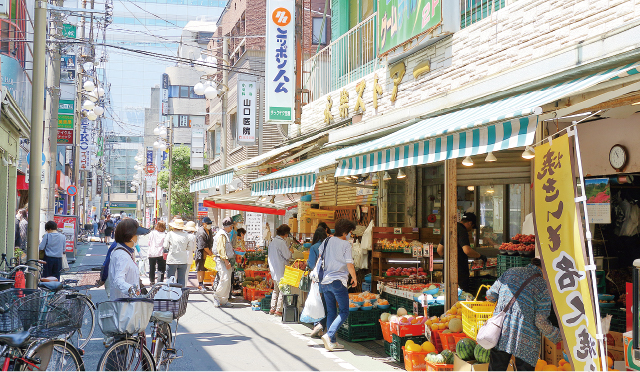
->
[146, 164, 156, 174]
[272, 7, 292, 27]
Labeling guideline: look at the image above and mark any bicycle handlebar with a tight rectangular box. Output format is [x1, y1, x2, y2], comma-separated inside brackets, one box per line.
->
[26, 259, 46, 265]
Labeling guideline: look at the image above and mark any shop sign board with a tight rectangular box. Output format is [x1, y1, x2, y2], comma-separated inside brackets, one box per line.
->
[54, 215, 77, 253]
[378, 0, 442, 55]
[96, 175, 102, 195]
[245, 212, 263, 244]
[237, 80, 256, 145]
[79, 118, 91, 170]
[197, 203, 207, 217]
[60, 55, 76, 84]
[161, 73, 169, 116]
[62, 24, 76, 39]
[265, 0, 295, 122]
[533, 134, 601, 371]
[57, 129, 74, 144]
[59, 100, 74, 114]
[584, 178, 611, 224]
[58, 114, 74, 129]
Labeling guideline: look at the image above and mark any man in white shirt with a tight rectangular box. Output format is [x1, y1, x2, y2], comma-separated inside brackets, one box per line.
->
[212, 217, 235, 307]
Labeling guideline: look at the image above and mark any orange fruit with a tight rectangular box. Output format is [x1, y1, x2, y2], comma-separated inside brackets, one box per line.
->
[450, 308, 458, 315]
[431, 324, 439, 331]
[607, 356, 613, 368]
[542, 365, 557, 371]
[536, 360, 548, 371]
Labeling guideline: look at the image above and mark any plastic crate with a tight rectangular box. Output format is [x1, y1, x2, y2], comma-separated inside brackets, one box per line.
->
[391, 334, 427, 363]
[243, 287, 249, 300]
[391, 322, 425, 337]
[337, 323, 379, 342]
[245, 270, 271, 280]
[403, 346, 430, 371]
[396, 296, 414, 312]
[384, 340, 392, 356]
[382, 293, 398, 310]
[497, 255, 531, 276]
[380, 320, 393, 343]
[425, 360, 454, 371]
[427, 304, 445, 318]
[429, 329, 444, 353]
[344, 308, 382, 327]
[261, 296, 272, 312]
[362, 282, 371, 292]
[601, 308, 626, 333]
[438, 331, 468, 351]
[460, 301, 496, 340]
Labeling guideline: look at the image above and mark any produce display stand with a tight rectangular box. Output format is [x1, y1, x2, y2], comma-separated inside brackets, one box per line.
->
[370, 227, 423, 293]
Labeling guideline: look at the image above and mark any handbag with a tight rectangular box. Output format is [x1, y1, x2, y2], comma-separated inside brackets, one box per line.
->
[310, 239, 330, 283]
[204, 255, 217, 272]
[476, 273, 541, 349]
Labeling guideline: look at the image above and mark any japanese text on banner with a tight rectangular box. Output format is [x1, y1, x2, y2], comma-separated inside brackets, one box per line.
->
[533, 134, 600, 371]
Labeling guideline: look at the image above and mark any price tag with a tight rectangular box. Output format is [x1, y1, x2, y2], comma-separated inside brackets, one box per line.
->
[394, 228, 402, 234]
[413, 301, 419, 315]
[412, 246, 422, 257]
[404, 246, 411, 254]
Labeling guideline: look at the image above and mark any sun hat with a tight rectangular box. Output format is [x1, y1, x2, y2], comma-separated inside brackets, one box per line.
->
[169, 219, 186, 230]
[184, 221, 197, 232]
[222, 217, 234, 227]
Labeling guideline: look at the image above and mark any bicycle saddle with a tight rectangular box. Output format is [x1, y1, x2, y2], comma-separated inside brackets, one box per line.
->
[39, 281, 63, 291]
[40, 277, 59, 282]
[0, 331, 30, 348]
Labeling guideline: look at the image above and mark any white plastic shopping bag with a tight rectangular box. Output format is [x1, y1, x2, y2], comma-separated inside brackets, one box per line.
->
[154, 276, 181, 300]
[300, 281, 325, 323]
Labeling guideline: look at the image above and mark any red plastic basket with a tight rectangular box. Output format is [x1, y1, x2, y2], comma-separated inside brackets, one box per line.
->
[438, 331, 468, 351]
[425, 360, 453, 371]
[245, 270, 270, 279]
[402, 347, 429, 371]
[430, 329, 444, 353]
[380, 320, 392, 343]
[391, 322, 425, 337]
[243, 287, 249, 300]
[250, 289, 272, 301]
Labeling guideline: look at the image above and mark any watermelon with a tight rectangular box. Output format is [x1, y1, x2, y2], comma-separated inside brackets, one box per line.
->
[432, 354, 446, 364]
[441, 349, 454, 364]
[456, 338, 477, 361]
[474, 344, 490, 363]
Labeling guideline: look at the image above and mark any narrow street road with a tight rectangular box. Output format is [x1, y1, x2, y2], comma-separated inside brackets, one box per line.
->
[69, 241, 399, 371]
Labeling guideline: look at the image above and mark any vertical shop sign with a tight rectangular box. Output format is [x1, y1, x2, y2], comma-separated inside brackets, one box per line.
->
[161, 73, 169, 116]
[58, 99, 74, 114]
[57, 129, 74, 143]
[79, 118, 91, 170]
[533, 134, 601, 371]
[245, 212, 263, 244]
[237, 80, 256, 145]
[53, 215, 77, 253]
[96, 175, 102, 195]
[146, 148, 153, 166]
[60, 55, 76, 83]
[62, 24, 76, 39]
[265, 0, 294, 122]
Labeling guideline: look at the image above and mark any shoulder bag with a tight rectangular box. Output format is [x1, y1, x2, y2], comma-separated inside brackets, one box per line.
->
[476, 273, 541, 349]
[310, 238, 330, 283]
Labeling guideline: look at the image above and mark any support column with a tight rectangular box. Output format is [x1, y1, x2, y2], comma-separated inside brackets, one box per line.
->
[444, 159, 458, 310]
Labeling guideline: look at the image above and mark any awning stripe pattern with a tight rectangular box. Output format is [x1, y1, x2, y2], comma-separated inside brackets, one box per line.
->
[335, 63, 640, 176]
[252, 173, 317, 196]
[189, 171, 233, 192]
[335, 116, 537, 176]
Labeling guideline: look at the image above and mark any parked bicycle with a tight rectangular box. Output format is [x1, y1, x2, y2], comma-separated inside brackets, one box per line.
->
[59, 266, 103, 350]
[0, 287, 86, 371]
[96, 282, 190, 371]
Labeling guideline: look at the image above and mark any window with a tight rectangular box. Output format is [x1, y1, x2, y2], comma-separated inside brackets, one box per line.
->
[179, 86, 190, 98]
[215, 126, 221, 157]
[168, 85, 179, 98]
[312, 18, 328, 45]
[230, 113, 237, 148]
[197, 31, 214, 44]
[189, 87, 205, 99]
[509, 184, 524, 240]
[478, 185, 505, 248]
[461, 0, 508, 29]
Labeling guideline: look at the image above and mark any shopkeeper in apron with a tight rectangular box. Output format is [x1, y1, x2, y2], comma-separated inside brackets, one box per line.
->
[436, 212, 486, 292]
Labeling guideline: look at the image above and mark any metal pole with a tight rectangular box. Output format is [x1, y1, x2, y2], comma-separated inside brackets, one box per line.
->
[74, 0, 87, 218]
[26, 0, 48, 288]
[258, 79, 263, 155]
[220, 37, 228, 196]
[167, 127, 173, 217]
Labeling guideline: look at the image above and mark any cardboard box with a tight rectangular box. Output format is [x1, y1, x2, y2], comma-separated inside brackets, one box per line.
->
[623, 331, 640, 371]
[289, 218, 298, 233]
[543, 336, 563, 366]
[454, 355, 513, 371]
[306, 208, 335, 220]
[608, 348, 625, 362]
[301, 216, 314, 234]
[607, 331, 624, 350]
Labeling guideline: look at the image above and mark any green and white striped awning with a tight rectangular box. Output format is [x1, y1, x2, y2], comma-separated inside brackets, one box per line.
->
[189, 170, 233, 193]
[252, 148, 353, 196]
[335, 63, 640, 177]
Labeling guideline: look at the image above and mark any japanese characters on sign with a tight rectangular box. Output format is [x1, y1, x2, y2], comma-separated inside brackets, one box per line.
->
[57, 114, 74, 129]
[533, 134, 601, 372]
[57, 129, 74, 144]
[266, 0, 295, 122]
[378, 0, 442, 55]
[79, 118, 91, 170]
[161, 73, 169, 116]
[237, 80, 256, 145]
[146, 148, 154, 166]
[245, 212, 264, 245]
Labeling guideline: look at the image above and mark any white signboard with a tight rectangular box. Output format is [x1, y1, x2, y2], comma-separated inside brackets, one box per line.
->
[245, 212, 264, 245]
[79, 118, 91, 170]
[237, 80, 257, 145]
[265, 0, 295, 122]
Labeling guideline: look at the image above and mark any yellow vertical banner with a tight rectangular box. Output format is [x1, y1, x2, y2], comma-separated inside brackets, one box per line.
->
[533, 134, 601, 371]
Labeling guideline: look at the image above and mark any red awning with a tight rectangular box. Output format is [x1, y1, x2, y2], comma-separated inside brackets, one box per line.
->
[16, 174, 28, 190]
[202, 200, 286, 215]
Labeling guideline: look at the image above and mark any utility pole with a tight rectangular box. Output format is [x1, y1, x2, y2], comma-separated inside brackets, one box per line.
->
[167, 126, 173, 218]
[26, 0, 48, 287]
[220, 36, 228, 198]
[73, 0, 87, 218]
[293, 0, 303, 137]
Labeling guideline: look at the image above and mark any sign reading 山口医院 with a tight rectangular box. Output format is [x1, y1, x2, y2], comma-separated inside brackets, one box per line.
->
[266, 0, 294, 123]
[378, 0, 442, 55]
[533, 134, 601, 372]
[237, 80, 256, 146]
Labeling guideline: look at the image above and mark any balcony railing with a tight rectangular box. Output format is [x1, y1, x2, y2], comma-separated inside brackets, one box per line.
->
[304, 13, 378, 103]
[460, 0, 510, 29]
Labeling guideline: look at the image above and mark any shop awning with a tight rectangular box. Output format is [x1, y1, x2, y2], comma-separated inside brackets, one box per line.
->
[202, 200, 286, 215]
[251, 148, 353, 196]
[189, 170, 233, 193]
[188, 132, 328, 193]
[335, 63, 640, 176]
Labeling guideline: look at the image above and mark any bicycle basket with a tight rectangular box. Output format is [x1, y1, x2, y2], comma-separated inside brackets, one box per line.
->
[97, 298, 154, 336]
[15, 291, 85, 338]
[150, 288, 190, 320]
[0, 288, 38, 333]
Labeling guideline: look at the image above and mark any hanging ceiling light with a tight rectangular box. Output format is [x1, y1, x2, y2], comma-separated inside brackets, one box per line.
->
[86, 110, 97, 121]
[397, 169, 406, 179]
[83, 80, 95, 92]
[269, 195, 276, 204]
[82, 100, 95, 110]
[153, 127, 160, 136]
[371, 173, 379, 183]
[522, 146, 535, 159]
[194, 82, 205, 96]
[323, 175, 328, 183]
[486, 186, 495, 194]
[204, 85, 217, 99]
[462, 156, 474, 166]
[383, 171, 392, 181]
[485, 152, 497, 162]
[93, 106, 104, 116]
[467, 185, 475, 191]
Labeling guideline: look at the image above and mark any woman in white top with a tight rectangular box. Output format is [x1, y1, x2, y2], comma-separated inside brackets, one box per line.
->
[268, 224, 292, 316]
[147, 220, 167, 284]
[108, 219, 142, 299]
[184, 221, 198, 285]
[163, 219, 195, 286]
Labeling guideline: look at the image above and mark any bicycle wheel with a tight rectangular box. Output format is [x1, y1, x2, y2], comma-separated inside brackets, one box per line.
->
[153, 323, 173, 371]
[70, 296, 95, 350]
[21, 339, 85, 371]
[98, 339, 155, 371]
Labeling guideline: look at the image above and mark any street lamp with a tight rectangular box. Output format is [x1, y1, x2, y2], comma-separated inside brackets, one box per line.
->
[93, 106, 104, 116]
[194, 82, 205, 96]
[159, 128, 167, 138]
[153, 141, 160, 149]
[82, 100, 95, 111]
[204, 85, 218, 99]
[83, 80, 95, 92]
[86, 110, 97, 121]
[153, 127, 160, 136]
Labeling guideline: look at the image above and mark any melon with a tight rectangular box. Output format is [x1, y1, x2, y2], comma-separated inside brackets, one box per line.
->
[474, 344, 490, 364]
[441, 349, 454, 364]
[456, 338, 477, 361]
[448, 318, 463, 333]
[442, 330, 452, 334]
[432, 354, 446, 364]
[397, 308, 408, 316]
[380, 312, 391, 322]
[389, 315, 398, 323]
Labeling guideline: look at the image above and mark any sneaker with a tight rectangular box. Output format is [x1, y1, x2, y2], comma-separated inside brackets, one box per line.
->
[321, 334, 334, 352]
[212, 297, 220, 308]
[310, 324, 323, 338]
[220, 302, 234, 308]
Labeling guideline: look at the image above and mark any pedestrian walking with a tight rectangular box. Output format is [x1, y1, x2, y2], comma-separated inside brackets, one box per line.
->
[485, 258, 561, 371]
[195, 217, 214, 290]
[268, 224, 292, 316]
[163, 219, 195, 287]
[38, 221, 66, 280]
[184, 221, 198, 285]
[18, 209, 28, 252]
[98, 216, 106, 243]
[307, 226, 329, 338]
[92, 215, 99, 237]
[107, 218, 142, 299]
[147, 221, 167, 285]
[14, 211, 21, 250]
[319, 219, 357, 352]
[212, 217, 234, 307]
[104, 215, 115, 245]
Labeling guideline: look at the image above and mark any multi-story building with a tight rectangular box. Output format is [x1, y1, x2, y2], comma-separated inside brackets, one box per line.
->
[104, 135, 144, 217]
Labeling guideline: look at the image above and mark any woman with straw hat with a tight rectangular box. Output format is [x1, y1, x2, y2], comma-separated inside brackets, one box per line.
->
[183, 221, 198, 285]
[163, 218, 195, 286]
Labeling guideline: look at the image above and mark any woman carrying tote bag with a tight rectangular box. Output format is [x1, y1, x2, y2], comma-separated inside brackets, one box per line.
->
[483, 258, 562, 371]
